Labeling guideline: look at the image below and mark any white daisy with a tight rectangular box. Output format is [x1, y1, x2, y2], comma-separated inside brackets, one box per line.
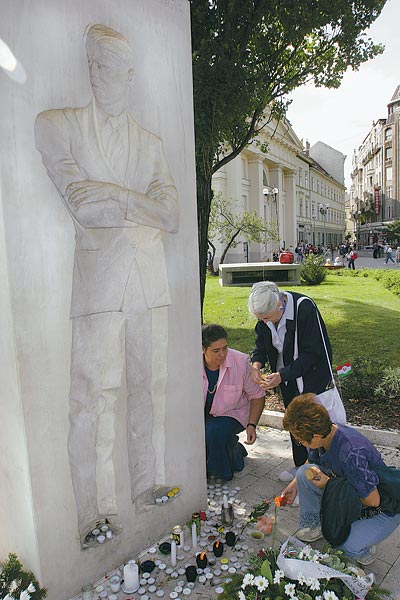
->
[238, 591, 246, 600]
[323, 591, 339, 600]
[273, 569, 285, 584]
[307, 578, 321, 591]
[241, 573, 255, 589]
[19, 591, 31, 600]
[254, 575, 269, 592]
[298, 573, 306, 585]
[10, 581, 18, 592]
[27, 584, 36, 593]
[285, 582, 296, 597]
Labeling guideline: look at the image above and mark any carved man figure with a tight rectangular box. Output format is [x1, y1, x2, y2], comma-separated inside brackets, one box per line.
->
[35, 24, 179, 545]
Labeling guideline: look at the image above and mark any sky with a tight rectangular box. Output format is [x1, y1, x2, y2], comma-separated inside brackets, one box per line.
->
[286, 0, 400, 190]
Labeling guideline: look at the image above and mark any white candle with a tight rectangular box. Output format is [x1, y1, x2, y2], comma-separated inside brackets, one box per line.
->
[191, 521, 197, 549]
[171, 539, 177, 567]
[124, 562, 139, 592]
[223, 494, 229, 509]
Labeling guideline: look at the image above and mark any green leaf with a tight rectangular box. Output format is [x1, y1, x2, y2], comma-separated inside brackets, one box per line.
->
[260, 559, 272, 583]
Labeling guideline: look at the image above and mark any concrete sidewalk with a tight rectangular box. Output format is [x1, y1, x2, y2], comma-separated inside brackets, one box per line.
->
[237, 422, 400, 598]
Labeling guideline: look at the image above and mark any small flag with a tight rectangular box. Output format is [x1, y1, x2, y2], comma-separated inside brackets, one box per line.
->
[336, 362, 352, 378]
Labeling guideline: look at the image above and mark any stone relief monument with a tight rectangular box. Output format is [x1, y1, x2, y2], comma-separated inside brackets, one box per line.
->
[35, 24, 179, 546]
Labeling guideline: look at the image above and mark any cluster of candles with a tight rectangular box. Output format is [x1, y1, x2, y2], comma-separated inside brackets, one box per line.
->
[78, 481, 268, 600]
[84, 523, 113, 547]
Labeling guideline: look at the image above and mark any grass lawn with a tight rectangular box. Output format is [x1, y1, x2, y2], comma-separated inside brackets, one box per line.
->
[203, 271, 400, 369]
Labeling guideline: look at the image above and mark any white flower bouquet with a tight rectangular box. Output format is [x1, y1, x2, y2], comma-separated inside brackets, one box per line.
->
[218, 538, 391, 600]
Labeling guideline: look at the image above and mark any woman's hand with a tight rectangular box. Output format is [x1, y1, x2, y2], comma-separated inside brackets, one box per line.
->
[281, 480, 297, 505]
[262, 372, 281, 389]
[306, 467, 330, 490]
[251, 364, 264, 384]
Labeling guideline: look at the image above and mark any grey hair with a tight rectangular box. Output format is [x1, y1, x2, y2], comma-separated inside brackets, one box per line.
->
[86, 24, 134, 68]
[248, 281, 281, 317]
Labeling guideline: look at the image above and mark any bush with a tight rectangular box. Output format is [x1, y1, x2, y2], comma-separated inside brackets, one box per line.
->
[339, 355, 386, 402]
[369, 269, 400, 295]
[300, 255, 327, 285]
[375, 367, 400, 399]
[0, 553, 47, 599]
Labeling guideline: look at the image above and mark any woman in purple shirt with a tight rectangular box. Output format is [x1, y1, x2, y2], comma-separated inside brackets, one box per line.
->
[280, 394, 400, 565]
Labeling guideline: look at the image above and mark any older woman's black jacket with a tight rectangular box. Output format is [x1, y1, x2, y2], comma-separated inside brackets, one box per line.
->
[251, 292, 332, 407]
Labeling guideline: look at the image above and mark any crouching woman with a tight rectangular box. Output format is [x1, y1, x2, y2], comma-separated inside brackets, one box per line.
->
[281, 394, 400, 565]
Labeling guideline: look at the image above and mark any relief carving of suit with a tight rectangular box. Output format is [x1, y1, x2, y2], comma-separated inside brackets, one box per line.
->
[35, 98, 179, 542]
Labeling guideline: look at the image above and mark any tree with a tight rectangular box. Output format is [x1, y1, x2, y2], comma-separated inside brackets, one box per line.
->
[208, 194, 279, 272]
[190, 0, 386, 312]
[386, 219, 400, 244]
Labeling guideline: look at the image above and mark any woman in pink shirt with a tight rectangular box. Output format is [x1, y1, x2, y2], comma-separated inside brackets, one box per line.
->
[202, 324, 265, 480]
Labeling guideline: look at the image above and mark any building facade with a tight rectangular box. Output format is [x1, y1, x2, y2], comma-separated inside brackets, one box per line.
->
[350, 85, 400, 247]
[211, 117, 346, 263]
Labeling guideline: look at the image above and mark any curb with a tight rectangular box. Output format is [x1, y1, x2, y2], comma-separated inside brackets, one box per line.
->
[259, 409, 400, 450]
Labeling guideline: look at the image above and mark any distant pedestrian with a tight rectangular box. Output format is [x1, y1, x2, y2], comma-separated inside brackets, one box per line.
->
[347, 249, 357, 270]
[385, 246, 395, 264]
[396, 247, 400, 264]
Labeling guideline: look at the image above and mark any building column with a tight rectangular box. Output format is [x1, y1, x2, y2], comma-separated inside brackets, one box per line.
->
[284, 171, 297, 249]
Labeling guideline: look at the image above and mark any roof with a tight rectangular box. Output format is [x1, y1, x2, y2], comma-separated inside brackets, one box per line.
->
[388, 84, 400, 105]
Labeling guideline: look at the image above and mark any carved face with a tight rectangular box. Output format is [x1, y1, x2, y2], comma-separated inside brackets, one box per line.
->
[87, 40, 133, 115]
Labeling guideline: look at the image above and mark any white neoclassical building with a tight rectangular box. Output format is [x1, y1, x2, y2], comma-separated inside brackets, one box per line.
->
[211, 116, 346, 263]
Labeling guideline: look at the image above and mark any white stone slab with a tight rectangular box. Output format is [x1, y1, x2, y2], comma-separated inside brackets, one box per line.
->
[0, 2, 203, 599]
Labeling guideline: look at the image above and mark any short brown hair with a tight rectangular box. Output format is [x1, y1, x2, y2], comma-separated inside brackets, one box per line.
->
[282, 393, 332, 443]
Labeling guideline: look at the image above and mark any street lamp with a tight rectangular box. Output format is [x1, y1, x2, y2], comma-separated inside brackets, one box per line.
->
[311, 215, 317, 245]
[319, 203, 330, 246]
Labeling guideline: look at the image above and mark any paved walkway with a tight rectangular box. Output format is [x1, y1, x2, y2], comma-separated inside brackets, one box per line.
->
[73, 424, 400, 600]
[330, 250, 400, 270]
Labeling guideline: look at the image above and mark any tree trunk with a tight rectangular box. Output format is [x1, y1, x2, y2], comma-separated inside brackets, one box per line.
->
[219, 229, 242, 265]
[207, 240, 218, 275]
[197, 173, 213, 318]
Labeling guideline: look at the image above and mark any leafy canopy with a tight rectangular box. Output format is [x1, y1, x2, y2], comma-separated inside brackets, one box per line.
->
[191, 0, 386, 178]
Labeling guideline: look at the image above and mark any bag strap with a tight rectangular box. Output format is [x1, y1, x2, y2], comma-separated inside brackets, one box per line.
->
[315, 307, 335, 385]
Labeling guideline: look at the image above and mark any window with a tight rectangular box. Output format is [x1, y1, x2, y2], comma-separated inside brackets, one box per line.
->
[385, 128, 392, 142]
[385, 147, 392, 160]
[305, 172, 309, 188]
[299, 169, 303, 186]
[386, 166, 392, 182]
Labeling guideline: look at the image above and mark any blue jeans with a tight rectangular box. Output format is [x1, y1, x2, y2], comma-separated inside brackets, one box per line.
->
[386, 253, 395, 263]
[296, 464, 400, 558]
[205, 415, 246, 480]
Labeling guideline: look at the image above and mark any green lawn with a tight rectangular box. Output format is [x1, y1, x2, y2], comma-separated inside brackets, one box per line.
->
[203, 271, 400, 369]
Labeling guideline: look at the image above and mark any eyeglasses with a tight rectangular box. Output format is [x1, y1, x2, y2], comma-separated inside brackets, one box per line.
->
[292, 437, 304, 447]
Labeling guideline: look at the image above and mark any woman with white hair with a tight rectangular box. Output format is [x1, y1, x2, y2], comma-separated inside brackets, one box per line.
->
[248, 281, 338, 482]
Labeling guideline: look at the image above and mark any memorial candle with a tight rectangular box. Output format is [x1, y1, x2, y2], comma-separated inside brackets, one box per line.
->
[123, 562, 139, 592]
[191, 521, 197, 549]
[223, 494, 229, 509]
[171, 539, 177, 567]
